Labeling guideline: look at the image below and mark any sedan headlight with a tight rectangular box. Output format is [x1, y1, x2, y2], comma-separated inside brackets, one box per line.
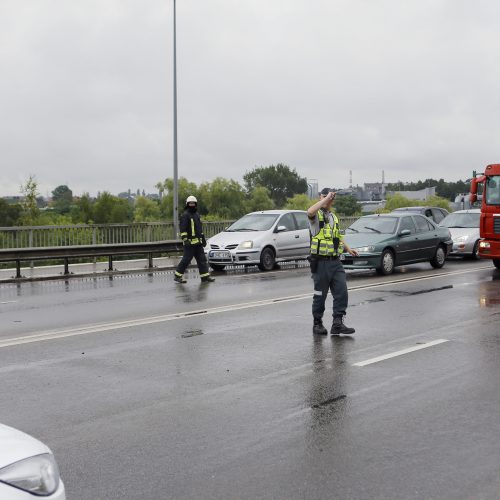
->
[353, 246, 376, 253]
[0, 453, 60, 496]
[238, 241, 253, 249]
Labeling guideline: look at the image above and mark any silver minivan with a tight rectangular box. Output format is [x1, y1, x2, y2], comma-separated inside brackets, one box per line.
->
[205, 210, 310, 271]
[439, 209, 481, 259]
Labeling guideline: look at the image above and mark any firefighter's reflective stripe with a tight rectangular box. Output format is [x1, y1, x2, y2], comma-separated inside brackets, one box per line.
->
[181, 219, 200, 244]
[310, 211, 344, 256]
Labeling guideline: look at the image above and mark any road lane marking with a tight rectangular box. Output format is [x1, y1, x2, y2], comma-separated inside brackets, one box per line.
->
[0, 266, 485, 348]
[0, 301, 17, 304]
[352, 339, 449, 367]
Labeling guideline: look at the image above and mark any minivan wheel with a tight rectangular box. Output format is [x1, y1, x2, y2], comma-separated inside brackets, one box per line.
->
[431, 245, 446, 268]
[471, 240, 480, 260]
[258, 247, 276, 271]
[376, 249, 395, 275]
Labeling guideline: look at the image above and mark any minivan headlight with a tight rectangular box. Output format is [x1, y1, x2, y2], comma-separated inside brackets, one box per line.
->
[238, 241, 253, 249]
[0, 453, 60, 496]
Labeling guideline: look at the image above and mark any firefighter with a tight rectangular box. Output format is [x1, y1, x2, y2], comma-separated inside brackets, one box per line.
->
[174, 195, 215, 284]
[307, 188, 358, 335]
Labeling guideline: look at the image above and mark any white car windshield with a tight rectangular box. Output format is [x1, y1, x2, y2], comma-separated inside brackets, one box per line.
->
[346, 217, 397, 234]
[226, 213, 279, 232]
[440, 213, 480, 228]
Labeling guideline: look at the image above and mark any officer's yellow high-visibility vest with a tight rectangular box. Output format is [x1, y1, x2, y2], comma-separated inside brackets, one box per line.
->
[310, 210, 344, 256]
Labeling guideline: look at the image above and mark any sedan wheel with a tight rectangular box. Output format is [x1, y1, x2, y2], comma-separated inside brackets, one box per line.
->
[258, 247, 276, 271]
[471, 240, 480, 260]
[430, 245, 446, 268]
[376, 249, 395, 275]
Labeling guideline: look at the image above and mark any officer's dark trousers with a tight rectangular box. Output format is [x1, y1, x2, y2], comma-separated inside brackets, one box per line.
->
[312, 258, 348, 320]
[175, 244, 209, 276]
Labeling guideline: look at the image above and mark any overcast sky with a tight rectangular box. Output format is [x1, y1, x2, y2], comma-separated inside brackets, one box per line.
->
[1, 0, 500, 198]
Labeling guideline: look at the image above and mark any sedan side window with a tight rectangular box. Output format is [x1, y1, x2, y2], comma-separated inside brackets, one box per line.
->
[277, 213, 296, 231]
[413, 215, 432, 232]
[431, 209, 445, 223]
[399, 216, 416, 234]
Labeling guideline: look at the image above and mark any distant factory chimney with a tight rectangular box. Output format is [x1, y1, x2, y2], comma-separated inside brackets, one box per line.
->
[349, 170, 353, 189]
[382, 170, 385, 185]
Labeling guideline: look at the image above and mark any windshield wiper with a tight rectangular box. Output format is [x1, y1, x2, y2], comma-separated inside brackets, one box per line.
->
[364, 226, 381, 233]
[346, 227, 359, 233]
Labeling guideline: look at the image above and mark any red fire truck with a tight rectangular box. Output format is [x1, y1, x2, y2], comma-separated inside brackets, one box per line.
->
[470, 164, 500, 269]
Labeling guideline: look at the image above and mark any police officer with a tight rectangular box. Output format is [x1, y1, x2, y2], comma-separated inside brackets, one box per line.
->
[174, 195, 215, 284]
[307, 188, 358, 335]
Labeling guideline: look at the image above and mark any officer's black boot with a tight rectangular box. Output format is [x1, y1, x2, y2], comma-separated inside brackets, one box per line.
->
[313, 318, 327, 335]
[331, 316, 355, 335]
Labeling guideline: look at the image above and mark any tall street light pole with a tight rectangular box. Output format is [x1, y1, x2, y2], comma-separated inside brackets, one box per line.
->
[172, 0, 179, 238]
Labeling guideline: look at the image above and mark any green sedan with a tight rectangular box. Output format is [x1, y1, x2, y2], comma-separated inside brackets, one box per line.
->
[341, 213, 453, 275]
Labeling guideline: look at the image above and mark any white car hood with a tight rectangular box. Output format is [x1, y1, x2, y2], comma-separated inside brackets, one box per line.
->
[0, 423, 51, 469]
[447, 227, 479, 240]
[208, 230, 267, 248]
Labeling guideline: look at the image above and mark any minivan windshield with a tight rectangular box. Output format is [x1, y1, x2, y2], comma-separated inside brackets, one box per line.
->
[439, 212, 480, 228]
[346, 217, 397, 234]
[226, 213, 278, 232]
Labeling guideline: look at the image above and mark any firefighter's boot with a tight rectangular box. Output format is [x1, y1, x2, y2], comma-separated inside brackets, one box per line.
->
[174, 273, 187, 284]
[313, 318, 327, 335]
[331, 316, 355, 335]
[201, 275, 215, 283]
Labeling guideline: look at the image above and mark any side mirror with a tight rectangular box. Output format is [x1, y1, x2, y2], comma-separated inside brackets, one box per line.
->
[399, 229, 411, 236]
[469, 194, 477, 204]
[276, 225, 287, 233]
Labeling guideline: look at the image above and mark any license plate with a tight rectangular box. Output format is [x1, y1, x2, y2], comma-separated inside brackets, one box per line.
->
[209, 250, 231, 260]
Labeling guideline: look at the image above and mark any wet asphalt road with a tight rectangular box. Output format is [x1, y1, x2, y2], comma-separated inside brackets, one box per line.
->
[0, 260, 499, 499]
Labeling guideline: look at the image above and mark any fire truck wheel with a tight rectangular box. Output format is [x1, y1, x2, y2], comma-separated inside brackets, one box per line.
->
[494, 259, 500, 269]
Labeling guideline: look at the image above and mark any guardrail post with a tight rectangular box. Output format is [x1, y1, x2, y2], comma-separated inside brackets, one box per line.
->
[16, 260, 22, 279]
[64, 258, 70, 275]
[147, 252, 153, 269]
[108, 255, 114, 271]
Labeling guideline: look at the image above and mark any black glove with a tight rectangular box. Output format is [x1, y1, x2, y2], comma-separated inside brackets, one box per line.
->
[201, 236, 207, 247]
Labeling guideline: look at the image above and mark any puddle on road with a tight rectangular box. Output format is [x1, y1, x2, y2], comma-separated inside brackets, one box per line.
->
[181, 329, 204, 338]
[351, 297, 386, 307]
[383, 285, 453, 296]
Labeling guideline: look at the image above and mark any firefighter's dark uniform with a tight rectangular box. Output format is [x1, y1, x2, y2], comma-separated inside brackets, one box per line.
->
[174, 208, 213, 283]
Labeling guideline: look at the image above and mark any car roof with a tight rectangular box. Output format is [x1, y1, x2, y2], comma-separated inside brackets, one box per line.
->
[361, 213, 404, 218]
[247, 210, 306, 215]
[392, 206, 445, 211]
[449, 209, 481, 214]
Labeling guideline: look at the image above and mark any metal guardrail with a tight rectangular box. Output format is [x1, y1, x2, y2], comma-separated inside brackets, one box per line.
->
[0, 221, 233, 249]
[0, 218, 357, 249]
[0, 240, 184, 279]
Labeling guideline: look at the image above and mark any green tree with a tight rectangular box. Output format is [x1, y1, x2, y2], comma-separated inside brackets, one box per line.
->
[0, 199, 22, 226]
[198, 178, 247, 218]
[284, 193, 312, 211]
[19, 175, 40, 225]
[134, 196, 160, 222]
[333, 196, 362, 216]
[243, 163, 308, 208]
[158, 177, 199, 219]
[382, 194, 420, 212]
[51, 185, 73, 214]
[424, 195, 452, 211]
[71, 194, 94, 223]
[93, 192, 132, 223]
[246, 186, 275, 212]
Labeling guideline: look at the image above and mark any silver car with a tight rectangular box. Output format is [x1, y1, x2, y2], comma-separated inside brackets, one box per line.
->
[439, 209, 481, 259]
[206, 210, 311, 271]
